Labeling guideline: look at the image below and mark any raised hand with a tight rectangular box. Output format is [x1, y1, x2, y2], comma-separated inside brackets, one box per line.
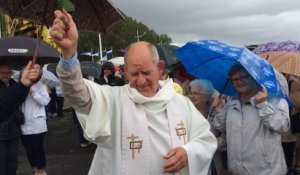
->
[163, 147, 187, 173]
[21, 61, 41, 87]
[255, 85, 268, 104]
[50, 9, 78, 60]
[212, 97, 224, 110]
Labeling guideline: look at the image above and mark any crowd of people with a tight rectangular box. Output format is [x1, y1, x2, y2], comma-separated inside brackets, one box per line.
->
[0, 9, 300, 175]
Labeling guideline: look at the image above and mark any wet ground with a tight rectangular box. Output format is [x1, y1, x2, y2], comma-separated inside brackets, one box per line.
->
[17, 110, 96, 175]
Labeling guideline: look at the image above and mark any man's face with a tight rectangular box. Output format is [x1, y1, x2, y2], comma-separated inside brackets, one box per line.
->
[0, 66, 12, 85]
[125, 43, 163, 97]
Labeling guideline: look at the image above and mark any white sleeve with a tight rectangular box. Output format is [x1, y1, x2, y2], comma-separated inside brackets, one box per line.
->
[182, 99, 218, 175]
[76, 80, 118, 143]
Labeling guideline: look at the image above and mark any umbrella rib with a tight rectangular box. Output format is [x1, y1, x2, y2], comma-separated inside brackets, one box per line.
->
[88, 0, 106, 32]
[12, 0, 25, 19]
[42, 0, 50, 27]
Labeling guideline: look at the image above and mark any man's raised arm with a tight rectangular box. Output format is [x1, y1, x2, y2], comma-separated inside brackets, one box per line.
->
[50, 10, 77, 59]
[50, 10, 92, 114]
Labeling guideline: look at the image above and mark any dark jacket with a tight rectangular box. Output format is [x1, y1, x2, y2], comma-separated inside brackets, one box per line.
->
[0, 79, 29, 141]
[98, 62, 125, 86]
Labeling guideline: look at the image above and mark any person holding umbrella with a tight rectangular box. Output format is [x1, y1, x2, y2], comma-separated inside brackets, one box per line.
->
[212, 63, 290, 175]
[0, 61, 41, 175]
[50, 10, 217, 175]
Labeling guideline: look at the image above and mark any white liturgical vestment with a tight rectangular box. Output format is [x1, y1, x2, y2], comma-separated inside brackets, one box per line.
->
[58, 63, 217, 175]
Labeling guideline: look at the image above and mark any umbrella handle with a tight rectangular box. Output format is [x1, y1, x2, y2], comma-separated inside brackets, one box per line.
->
[32, 0, 49, 65]
[265, 55, 269, 60]
[209, 94, 222, 117]
[32, 35, 42, 65]
[209, 78, 230, 117]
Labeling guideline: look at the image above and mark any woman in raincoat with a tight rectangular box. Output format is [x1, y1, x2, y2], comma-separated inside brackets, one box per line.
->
[213, 63, 289, 175]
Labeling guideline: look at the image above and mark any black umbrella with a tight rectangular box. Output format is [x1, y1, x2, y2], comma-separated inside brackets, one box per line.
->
[0, 36, 59, 69]
[47, 61, 101, 78]
[155, 44, 179, 68]
[0, 0, 124, 33]
[0, 0, 124, 66]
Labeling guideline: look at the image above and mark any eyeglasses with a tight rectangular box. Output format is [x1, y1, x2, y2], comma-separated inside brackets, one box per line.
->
[231, 75, 250, 83]
[188, 92, 207, 96]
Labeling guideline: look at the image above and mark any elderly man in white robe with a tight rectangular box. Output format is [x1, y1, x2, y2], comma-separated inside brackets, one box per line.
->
[50, 10, 217, 175]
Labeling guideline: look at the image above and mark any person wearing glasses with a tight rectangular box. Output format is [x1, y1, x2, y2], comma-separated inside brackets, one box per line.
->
[189, 79, 215, 118]
[189, 79, 228, 175]
[212, 63, 290, 175]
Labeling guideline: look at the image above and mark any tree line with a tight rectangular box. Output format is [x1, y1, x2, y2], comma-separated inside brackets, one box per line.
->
[78, 16, 172, 61]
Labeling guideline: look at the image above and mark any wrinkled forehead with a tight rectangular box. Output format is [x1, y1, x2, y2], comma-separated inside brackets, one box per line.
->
[125, 56, 156, 72]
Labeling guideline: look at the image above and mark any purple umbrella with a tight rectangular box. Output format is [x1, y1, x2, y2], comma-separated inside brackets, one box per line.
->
[253, 40, 300, 54]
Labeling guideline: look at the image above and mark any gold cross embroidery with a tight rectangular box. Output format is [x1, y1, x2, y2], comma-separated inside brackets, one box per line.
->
[127, 133, 143, 159]
[175, 120, 187, 144]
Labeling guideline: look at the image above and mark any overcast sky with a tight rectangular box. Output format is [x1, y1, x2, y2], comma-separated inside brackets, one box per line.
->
[110, 0, 300, 46]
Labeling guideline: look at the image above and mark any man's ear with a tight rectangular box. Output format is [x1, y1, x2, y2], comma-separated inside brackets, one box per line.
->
[157, 60, 165, 76]
[123, 65, 128, 79]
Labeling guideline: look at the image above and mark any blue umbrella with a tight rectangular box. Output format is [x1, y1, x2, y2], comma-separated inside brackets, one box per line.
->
[175, 40, 289, 101]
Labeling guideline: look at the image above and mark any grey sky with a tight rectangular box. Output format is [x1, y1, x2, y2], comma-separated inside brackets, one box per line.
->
[110, 0, 300, 46]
